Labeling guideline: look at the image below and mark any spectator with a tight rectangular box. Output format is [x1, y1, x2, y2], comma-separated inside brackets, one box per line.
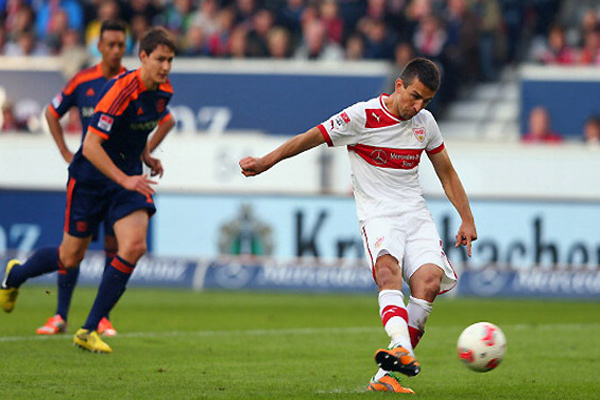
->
[4, 29, 48, 56]
[583, 114, 600, 146]
[227, 25, 248, 58]
[474, 0, 504, 81]
[362, 18, 395, 60]
[0, 23, 6, 54]
[320, 0, 343, 44]
[579, 27, 600, 65]
[121, 0, 160, 25]
[267, 26, 291, 59]
[277, 0, 305, 39]
[246, 8, 274, 58]
[191, 0, 219, 37]
[5, 1, 34, 43]
[530, 24, 576, 65]
[235, 0, 258, 27]
[1, 100, 26, 131]
[35, 0, 83, 41]
[207, 6, 236, 57]
[413, 14, 446, 61]
[182, 24, 207, 57]
[294, 19, 343, 61]
[154, 0, 195, 37]
[45, 7, 69, 53]
[344, 32, 365, 60]
[85, 0, 130, 57]
[386, 42, 416, 91]
[130, 13, 150, 55]
[444, 0, 481, 85]
[523, 106, 563, 143]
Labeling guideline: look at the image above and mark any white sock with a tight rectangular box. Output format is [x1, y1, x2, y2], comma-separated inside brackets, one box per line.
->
[407, 296, 433, 348]
[378, 289, 413, 354]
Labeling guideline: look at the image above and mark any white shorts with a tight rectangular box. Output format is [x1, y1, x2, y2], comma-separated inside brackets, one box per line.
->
[359, 209, 457, 294]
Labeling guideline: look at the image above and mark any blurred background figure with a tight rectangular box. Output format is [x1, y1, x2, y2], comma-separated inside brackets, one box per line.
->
[530, 23, 576, 65]
[1, 100, 26, 131]
[344, 32, 364, 60]
[583, 114, 600, 146]
[266, 26, 291, 59]
[523, 106, 563, 143]
[294, 19, 343, 60]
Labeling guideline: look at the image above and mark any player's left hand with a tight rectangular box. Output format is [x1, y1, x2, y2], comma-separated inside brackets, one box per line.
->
[143, 154, 164, 178]
[455, 220, 477, 257]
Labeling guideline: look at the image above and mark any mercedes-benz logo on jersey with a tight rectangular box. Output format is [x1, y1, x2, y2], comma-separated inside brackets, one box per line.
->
[370, 149, 388, 165]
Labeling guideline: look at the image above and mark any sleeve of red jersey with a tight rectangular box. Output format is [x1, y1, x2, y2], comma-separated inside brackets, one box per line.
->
[317, 103, 362, 147]
[424, 113, 445, 154]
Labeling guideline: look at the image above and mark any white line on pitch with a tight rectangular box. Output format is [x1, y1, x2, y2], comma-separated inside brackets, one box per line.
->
[1, 323, 599, 343]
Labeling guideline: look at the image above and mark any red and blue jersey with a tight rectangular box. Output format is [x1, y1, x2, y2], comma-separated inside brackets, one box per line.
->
[48, 63, 127, 139]
[69, 68, 174, 183]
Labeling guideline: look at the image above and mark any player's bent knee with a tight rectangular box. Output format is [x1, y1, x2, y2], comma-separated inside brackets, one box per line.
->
[120, 241, 147, 263]
[60, 252, 84, 269]
[412, 271, 442, 299]
[375, 260, 402, 290]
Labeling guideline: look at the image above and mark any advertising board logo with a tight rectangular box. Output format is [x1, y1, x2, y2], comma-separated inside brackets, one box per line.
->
[218, 204, 273, 256]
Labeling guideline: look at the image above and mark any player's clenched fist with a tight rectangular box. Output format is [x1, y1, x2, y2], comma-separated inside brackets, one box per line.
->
[239, 156, 268, 177]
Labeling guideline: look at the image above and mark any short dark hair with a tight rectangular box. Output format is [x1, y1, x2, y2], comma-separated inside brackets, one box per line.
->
[100, 20, 127, 40]
[400, 58, 441, 93]
[139, 27, 176, 56]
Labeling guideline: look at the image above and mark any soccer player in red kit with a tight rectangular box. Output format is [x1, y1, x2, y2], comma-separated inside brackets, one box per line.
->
[1, 27, 176, 353]
[240, 58, 477, 393]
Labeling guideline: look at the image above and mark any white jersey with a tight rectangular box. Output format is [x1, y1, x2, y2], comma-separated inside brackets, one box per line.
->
[318, 94, 445, 222]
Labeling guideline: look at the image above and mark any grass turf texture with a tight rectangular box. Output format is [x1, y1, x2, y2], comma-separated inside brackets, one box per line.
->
[1, 287, 599, 399]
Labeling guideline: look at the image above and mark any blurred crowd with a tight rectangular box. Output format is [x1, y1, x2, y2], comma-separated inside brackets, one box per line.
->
[0, 1, 564, 83]
[529, 1, 600, 65]
[3, 0, 600, 144]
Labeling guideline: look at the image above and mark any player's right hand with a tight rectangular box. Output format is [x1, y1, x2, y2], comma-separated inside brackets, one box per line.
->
[121, 174, 157, 197]
[239, 156, 268, 177]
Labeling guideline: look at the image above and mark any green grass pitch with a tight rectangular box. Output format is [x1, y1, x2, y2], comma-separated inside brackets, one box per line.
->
[1, 287, 599, 399]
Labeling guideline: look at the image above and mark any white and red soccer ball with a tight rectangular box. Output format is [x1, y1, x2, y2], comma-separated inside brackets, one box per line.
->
[457, 322, 507, 372]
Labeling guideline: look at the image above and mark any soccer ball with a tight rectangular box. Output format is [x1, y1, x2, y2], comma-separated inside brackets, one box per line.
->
[457, 322, 507, 372]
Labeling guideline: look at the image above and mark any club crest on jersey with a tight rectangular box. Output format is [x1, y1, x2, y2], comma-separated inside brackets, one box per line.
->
[413, 127, 426, 142]
[98, 114, 114, 131]
[51, 94, 62, 109]
[156, 98, 166, 114]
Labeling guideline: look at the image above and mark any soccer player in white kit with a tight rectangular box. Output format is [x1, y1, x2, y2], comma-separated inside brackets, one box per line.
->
[239, 58, 477, 394]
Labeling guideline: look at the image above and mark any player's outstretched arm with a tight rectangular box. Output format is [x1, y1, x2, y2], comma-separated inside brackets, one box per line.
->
[239, 126, 325, 177]
[83, 131, 157, 197]
[428, 148, 477, 256]
[45, 106, 74, 163]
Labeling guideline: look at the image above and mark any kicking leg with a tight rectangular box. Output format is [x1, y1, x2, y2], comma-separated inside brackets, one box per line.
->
[373, 254, 420, 377]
